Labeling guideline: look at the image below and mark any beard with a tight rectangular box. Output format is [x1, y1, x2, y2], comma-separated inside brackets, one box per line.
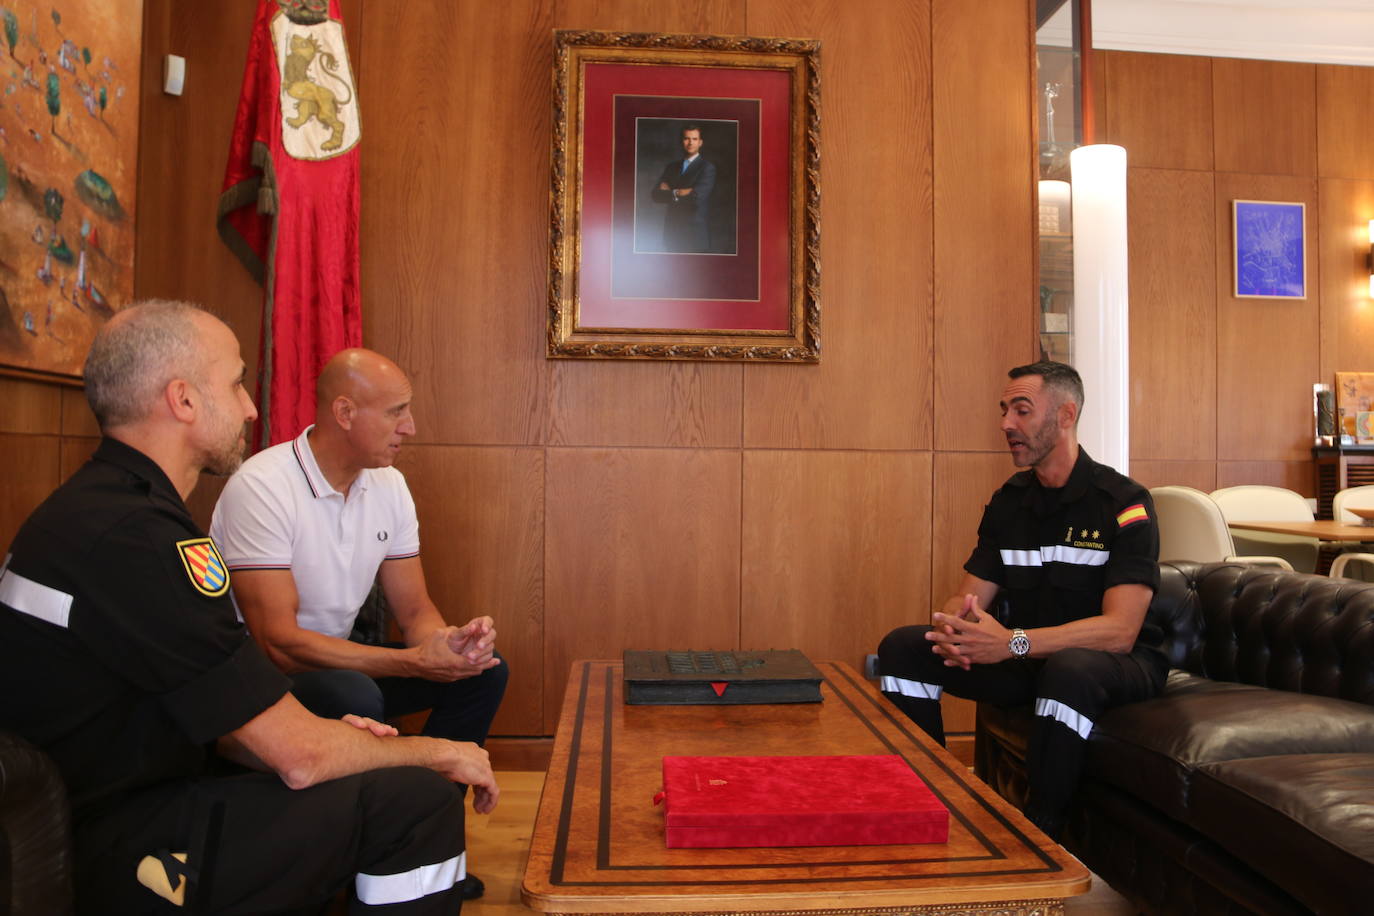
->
[1010, 411, 1059, 468]
[200, 395, 247, 477]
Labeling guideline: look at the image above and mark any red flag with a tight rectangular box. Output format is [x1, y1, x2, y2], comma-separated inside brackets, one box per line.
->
[217, 0, 361, 449]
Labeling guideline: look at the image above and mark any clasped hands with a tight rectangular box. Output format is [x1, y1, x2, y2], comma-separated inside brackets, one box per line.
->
[925, 594, 1012, 669]
[415, 616, 499, 681]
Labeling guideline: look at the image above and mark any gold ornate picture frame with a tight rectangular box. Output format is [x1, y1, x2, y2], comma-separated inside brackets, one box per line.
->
[547, 30, 820, 362]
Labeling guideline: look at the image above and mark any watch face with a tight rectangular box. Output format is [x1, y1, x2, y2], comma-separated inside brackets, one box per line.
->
[1010, 632, 1031, 657]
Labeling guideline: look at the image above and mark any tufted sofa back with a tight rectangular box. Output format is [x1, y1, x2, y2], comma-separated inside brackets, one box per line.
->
[1150, 561, 1374, 706]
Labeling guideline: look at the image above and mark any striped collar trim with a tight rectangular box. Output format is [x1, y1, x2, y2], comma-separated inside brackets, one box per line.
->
[290, 426, 371, 500]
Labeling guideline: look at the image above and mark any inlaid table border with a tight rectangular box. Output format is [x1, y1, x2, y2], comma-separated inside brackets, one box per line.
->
[543, 661, 1071, 889]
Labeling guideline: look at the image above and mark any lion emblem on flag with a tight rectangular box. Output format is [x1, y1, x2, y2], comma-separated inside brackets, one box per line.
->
[270, 11, 360, 160]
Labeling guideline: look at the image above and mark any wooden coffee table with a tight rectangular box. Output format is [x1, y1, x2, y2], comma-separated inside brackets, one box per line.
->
[521, 659, 1089, 915]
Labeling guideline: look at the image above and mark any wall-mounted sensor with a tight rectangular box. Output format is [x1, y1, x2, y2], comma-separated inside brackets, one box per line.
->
[164, 54, 186, 96]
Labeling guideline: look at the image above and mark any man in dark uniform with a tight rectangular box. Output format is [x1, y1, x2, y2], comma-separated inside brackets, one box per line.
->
[0, 300, 498, 914]
[876, 361, 1163, 839]
[651, 123, 716, 252]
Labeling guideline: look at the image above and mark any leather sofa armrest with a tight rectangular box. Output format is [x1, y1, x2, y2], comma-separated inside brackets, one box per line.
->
[0, 730, 74, 915]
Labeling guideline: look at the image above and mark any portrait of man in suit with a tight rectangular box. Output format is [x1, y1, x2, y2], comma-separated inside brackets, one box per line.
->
[650, 124, 718, 253]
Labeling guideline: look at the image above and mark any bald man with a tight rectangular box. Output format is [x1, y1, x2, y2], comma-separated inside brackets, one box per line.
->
[210, 350, 507, 897]
[1, 304, 495, 913]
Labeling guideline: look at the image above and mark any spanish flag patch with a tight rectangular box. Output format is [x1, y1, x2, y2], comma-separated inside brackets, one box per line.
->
[1116, 504, 1149, 529]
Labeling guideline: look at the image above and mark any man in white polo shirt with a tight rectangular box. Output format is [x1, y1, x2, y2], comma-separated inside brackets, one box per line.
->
[211, 349, 508, 900]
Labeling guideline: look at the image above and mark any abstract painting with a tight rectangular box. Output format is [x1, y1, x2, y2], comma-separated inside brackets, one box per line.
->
[0, 0, 141, 381]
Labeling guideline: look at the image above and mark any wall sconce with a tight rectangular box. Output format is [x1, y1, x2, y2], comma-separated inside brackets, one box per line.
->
[1367, 220, 1373, 298]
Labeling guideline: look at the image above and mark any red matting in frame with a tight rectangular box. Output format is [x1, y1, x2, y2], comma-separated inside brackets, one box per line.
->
[580, 63, 791, 333]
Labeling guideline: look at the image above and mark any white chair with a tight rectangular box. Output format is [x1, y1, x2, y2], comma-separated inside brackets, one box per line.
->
[1332, 485, 1374, 524]
[1150, 486, 1292, 569]
[1328, 486, 1374, 580]
[1209, 485, 1319, 574]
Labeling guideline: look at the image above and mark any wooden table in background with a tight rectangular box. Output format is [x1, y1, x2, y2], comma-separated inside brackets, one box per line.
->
[521, 659, 1089, 915]
[1227, 519, 1374, 540]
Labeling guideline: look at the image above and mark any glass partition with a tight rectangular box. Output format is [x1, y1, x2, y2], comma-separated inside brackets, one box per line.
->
[1035, 0, 1082, 363]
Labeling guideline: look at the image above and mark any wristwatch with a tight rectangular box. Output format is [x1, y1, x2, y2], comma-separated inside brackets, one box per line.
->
[1008, 628, 1031, 658]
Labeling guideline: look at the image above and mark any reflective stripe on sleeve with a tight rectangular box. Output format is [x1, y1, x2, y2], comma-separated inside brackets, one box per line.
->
[880, 675, 942, 701]
[356, 851, 465, 906]
[0, 567, 74, 629]
[1000, 549, 1043, 567]
[1035, 697, 1094, 739]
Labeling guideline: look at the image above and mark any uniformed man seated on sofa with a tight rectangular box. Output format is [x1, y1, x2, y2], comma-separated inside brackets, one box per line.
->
[876, 361, 1165, 840]
[0, 300, 496, 913]
[210, 347, 508, 900]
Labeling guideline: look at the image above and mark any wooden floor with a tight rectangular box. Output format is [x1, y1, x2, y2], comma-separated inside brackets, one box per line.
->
[462, 771, 1139, 915]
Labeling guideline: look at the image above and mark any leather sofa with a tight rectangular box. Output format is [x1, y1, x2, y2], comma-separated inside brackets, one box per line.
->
[0, 729, 74, 915]
[975, 561, 1374, 915]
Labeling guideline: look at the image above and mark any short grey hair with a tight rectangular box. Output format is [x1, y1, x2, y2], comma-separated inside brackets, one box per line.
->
[83, 300, 209, 430]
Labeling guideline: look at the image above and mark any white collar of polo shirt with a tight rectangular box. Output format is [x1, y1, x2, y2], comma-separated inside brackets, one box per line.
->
[292, 425, 372, 501]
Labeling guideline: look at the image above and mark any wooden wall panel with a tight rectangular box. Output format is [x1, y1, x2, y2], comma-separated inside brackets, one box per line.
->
[0, 378, 61, 435]
[1128, 168, 1216, 461]
[1104, 52, 1212, 172]
[1215, 173, 1319, 463]
[1318, 178, 1374, 382]
[556, 0, 743, 33]
[1216, 461, 1313, 496]
[136, 0, 264, 354]
[60, 388, 99, 437]
[1129, 460, 1217, 493]
[395, 445, 546, 736]
[931, 452, 1014, 608]
[0, 435, 60, 549]
[1317, 66, 1374, 180]
[358, 0, 549, 447]
[548, 363, 742, 448]
[1213, 59, 1316, 177]
[544, 448, 741, 729]
[933, 0, 1034, 452]
[740, 450, 931, 674]
[742, 0, 932, 452]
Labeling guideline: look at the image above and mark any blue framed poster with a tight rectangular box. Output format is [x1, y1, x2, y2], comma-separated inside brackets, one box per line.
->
[1233, 200, 1306, 299]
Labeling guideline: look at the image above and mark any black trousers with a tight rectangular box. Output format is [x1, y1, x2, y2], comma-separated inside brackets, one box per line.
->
[291, 649, 508, 743]
[876, 626, 1166, 834]
[75, 766, 467, 915]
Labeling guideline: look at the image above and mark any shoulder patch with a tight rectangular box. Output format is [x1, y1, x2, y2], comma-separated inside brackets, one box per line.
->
[1116, 503, 1149, 529]
[176, 538, 231, 597]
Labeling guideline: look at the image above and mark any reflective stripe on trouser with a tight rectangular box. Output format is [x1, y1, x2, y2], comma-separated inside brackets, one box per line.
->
[879, 675, 942, 701]
[877, 626, 1165, 833]
[72, 765, 468, 915]
[1023, 648, 1162, 833]
[357, 851, 465, 906]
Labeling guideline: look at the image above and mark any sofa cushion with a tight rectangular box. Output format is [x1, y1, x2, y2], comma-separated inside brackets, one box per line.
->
[1190, 754, 1374, 916]
[1087, 671, 1374, 822]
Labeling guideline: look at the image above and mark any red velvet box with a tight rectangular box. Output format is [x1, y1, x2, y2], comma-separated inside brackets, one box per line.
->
[658, 754, 949, 848]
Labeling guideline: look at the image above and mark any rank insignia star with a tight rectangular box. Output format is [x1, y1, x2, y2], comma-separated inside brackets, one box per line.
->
[1092, 530, 1100, 539]
[176, 537, 230, 597]
[1080, 529, 1088, 538]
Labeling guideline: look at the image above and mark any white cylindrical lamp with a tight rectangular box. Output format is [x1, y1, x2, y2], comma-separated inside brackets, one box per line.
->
[1069, 143, 1129, 475]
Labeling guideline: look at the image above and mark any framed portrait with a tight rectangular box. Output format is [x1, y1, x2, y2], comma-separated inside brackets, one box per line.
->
[547, 30, 820, 362]
[1233, 200, 1306, 299]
